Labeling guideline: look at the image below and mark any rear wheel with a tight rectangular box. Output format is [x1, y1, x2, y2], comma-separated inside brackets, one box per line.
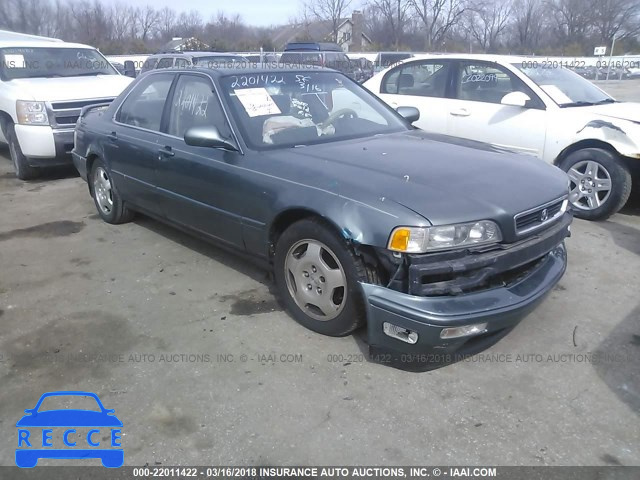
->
[5, 123, 38, 180]
[560, 148, 631, 220]
[90, 160, 134, 224]
[274, 218, 379, 336]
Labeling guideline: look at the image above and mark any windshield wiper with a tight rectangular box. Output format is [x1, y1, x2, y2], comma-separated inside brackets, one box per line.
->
[72, 72, 105, 77]
[560, 98, 615, 108]
[560, 101, 595, 108]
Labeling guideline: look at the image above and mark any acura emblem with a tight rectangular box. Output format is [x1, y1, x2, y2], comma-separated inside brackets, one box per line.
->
[540, 208, 549, 222]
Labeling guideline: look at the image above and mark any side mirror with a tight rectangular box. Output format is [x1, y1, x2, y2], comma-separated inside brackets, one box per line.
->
[501, 91, 531, 107]
[184, 126, 239, 152]
[123, 60, 136, 78]
[396, 106, 420, 124]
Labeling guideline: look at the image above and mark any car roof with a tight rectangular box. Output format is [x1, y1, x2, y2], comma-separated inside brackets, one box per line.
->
[151, 51, 244, 58]
[408, 53, 533, 63]
[0, 40, 96, 49]
[149, 65, 337, 77]
[285, 42, 342, 51]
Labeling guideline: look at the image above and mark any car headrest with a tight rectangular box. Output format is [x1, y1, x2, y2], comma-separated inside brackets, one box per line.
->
[398, 73, 414, 88]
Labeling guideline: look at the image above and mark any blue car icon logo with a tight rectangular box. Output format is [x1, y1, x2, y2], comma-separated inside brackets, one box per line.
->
[16, 391, 123, 468]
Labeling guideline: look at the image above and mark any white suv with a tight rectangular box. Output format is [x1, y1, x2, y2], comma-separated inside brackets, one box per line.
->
[364, 54, 640, 220]
[0, 37, 132, 179]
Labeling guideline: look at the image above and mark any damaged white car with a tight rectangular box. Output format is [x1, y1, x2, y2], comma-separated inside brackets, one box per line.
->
[364, 55, 640, 220]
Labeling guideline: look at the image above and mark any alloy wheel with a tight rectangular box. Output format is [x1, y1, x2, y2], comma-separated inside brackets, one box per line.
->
[284, 239, 347, 321]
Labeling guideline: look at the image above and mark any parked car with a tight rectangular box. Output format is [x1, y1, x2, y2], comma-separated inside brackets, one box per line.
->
[628, 67, 640, 79]
[373, 52, 414, 72]
[139, 52, 248, 75]
[241, 53, 279, 65]
[365, 54, 640, 220]
[353, 57, 375, 83]
[572, 65, 598, 79]
[280, 43, 358, 80]
[0, 39, 132, 179]
[72, 66, 571, 370]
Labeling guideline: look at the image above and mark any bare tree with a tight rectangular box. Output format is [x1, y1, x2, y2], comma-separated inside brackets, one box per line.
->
[410, 0, 468, 50]
[156, 7, 177, 41]
[547, 0, 596, 47]
[511, 0, 546, 52]
[369, 0, 411, 50]
[137, 5, 159, 41]
[465, 0, 513, 52]
[306, 0, 353, 42]
[592, 0, 640, 43]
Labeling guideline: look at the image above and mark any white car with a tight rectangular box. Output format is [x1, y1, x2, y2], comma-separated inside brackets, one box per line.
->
[0, 37, 133, 179]
[364, 54, 640, 220]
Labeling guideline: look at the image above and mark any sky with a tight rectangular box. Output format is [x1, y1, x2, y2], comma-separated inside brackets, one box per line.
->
[104, 0, 303, 27]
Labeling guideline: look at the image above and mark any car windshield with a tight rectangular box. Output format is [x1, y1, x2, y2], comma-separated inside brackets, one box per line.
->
[0, 47, 117, 80]
[220, 71, 408, 150]
[513, 63, 614, 107]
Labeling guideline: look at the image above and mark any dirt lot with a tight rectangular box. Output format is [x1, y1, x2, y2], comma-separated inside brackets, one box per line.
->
[0, 81, 639, 467]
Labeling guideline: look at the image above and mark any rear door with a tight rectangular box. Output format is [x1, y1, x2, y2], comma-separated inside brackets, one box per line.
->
[109, 72, 175, 214]
[448, 61, 548, 157]
[155, 73, 245, 247]
[376, 59, 455, 135]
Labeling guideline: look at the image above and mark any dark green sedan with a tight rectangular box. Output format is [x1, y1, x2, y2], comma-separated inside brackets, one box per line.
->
[72, 66, 572, 370]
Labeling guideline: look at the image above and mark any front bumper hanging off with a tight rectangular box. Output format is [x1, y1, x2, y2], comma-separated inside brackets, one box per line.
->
[362, 213, 572, 371]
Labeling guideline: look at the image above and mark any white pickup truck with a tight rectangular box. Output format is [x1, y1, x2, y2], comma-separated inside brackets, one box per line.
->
[0, 34, 132, 179]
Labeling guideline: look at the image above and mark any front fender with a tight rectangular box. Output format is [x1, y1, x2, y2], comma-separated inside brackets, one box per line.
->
[573, 119, 640, 160]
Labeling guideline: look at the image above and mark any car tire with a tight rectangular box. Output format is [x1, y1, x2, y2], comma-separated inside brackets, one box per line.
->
[90, 159, 134, 224]
[274, 218, 379, 337]
[560, 148, 631, 220]
[5, 123, 38, 180]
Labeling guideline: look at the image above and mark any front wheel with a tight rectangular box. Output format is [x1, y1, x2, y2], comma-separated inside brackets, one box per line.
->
[274, 218, 379, 337]
[5, 123, 38, 180]
[560, 148, 631, 220]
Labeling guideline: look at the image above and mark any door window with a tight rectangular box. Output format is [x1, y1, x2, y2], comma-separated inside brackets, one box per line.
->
[174, 58, 189, 68]
[381, 60, 450, 98]
[166, 74, 232, 140]
[117, 74, 174, 131]
[156, 57, 174, 69]
[456, 62, 529, 105]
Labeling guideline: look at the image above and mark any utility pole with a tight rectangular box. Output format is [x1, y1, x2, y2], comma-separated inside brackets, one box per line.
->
[605, 34, 616, 81]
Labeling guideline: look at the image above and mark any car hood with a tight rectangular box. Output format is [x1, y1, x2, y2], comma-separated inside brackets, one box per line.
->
[7, 75, 132, 102]
[580, 102, 640, 123]
[16, 410, 123, 427]
[278, 130, 568, 236]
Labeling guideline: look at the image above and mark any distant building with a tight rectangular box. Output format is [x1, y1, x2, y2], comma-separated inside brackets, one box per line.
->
[160, 37, 210, 52]
[272, 11, 371, 52]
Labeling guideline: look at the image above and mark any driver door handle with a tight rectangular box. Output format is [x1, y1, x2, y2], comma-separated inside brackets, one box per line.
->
[158, 146, 175, 159]
[450, 108, 470, 117]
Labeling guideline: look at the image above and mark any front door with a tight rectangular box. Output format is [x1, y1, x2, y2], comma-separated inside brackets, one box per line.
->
[448, 61, 548, 158]
[155, 73, 245, 247]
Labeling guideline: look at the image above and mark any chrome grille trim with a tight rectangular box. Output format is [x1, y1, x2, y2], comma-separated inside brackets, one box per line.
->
[46, 98, 115, 128]
[514, 196, 568, 235]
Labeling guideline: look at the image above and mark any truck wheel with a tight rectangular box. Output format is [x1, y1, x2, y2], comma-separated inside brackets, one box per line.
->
[6, 123, 38, 180]
[274, 218, 379, 337]
[90, 159, 134, 224]
[560, 148, 631, 220]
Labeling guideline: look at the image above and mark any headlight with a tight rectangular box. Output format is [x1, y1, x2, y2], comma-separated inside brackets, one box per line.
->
[16, 100, 49, 125]
[388, 220, 502, 253]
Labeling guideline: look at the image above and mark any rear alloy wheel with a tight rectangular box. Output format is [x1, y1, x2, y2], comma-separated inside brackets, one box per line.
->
[90, 160, 134, 224]
[560, 148, 631, 220]
[274, 218, 379, 336]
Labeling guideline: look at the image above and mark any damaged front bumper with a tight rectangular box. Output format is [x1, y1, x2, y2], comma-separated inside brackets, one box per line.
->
[362, 214, 571, 371]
